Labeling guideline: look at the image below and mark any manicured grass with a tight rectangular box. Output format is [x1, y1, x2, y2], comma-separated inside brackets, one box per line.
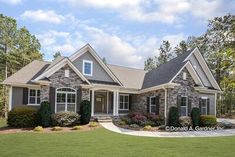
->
[0, 118, 6, 128]
[0, 128, 235, 157]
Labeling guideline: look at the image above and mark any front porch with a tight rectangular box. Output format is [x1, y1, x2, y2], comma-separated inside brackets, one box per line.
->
[90, 89, 130, 117]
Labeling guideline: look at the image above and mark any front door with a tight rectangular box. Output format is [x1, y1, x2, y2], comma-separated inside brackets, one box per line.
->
[95, 94, 106, 113]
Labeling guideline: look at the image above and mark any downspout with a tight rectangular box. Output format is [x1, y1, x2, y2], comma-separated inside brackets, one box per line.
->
[163, 87, 167, 125]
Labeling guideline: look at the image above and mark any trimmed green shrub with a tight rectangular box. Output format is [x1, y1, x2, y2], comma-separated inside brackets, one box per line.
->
[191, 107, 200, 128]
[38, 101, 52, 127]
[200, 115, 217, 127]
[52, 126, 63, 131]
[7, 107, 39, 127]
[72, 125, 82, 130]
[179, 116, 192, 127]
[34, 126, 43, 132]
[80, 100, 91, 124]
[88, 122, 98, 127]
[168, 106, 179, 127]
[51, 111, 80, 127]
[143, 125, 152, 131]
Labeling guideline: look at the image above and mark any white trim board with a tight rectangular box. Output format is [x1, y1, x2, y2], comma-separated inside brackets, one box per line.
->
[34, 58, 91, 86]
[184, 47, 221, 90]
[69, 44, 123, 86]
[82, 59, 93, 76]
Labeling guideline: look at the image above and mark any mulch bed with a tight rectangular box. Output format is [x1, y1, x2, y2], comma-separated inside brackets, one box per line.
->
[0, 124, 101, 134]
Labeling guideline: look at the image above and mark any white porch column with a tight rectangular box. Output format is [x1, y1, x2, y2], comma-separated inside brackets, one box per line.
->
[8, 86, 12, 111]
[106, 91, 109, 114]
[91, 89, 95, 116]
[214, 92, 217, 116]
[113, 91, 116, 116]
[116, 91, 119, 116]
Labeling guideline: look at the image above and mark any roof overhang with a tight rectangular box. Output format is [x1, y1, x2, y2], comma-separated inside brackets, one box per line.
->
[195, 86, 223, 94]
[69, 44, 123, 86]
[139, 83, 179, 94]
[1, 82, 41, 88]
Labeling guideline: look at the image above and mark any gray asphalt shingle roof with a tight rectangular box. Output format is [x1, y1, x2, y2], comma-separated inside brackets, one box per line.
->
[141, 50, 192, 89]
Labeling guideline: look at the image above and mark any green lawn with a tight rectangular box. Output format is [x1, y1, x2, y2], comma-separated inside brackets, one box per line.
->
[0, 128, 235, 157]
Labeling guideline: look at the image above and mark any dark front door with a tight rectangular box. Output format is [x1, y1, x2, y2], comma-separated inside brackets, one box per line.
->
[95, 94, 106, 113]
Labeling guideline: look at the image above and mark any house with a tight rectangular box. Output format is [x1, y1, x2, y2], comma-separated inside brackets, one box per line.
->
[2, 44, 221, 123]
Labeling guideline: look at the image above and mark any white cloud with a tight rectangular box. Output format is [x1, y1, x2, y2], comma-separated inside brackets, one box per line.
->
[21, 10, 64, 24]
[0, 0, 22, 5]
[60, 0, 235, 24]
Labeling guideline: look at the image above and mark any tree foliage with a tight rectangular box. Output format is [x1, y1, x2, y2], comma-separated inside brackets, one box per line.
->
[53, 51, 61, 60]
[156, 40, 172, 67]
[0, 14, 43, 117]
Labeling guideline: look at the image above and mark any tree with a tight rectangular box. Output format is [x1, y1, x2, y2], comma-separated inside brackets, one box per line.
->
[156, 40, 172, 67]
[174, 40, 188, 56]
[102, 57, 107, 64]
[53, 51, 61, 59]
[0, 14, 42, 117]
[144, 57, 156, 71]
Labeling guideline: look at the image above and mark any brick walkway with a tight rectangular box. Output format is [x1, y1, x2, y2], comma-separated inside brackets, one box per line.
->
[100, 120, 235, 138]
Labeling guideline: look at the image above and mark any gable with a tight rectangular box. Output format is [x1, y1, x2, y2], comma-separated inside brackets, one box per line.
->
[172, 67, 197, 87]
[73, 50, 115, 83]
[185, 48, 221, 90]
[69, 44, 122, 86]
[34, 58, 91, 85]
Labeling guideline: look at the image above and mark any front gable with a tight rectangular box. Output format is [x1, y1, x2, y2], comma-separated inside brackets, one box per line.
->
[185, 48, 221, 90]
[69, 44, 122, 86]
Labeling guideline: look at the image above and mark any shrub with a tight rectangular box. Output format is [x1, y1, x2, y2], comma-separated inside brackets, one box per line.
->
[129, 124, 139, 128]
[52, 126, 63, 131]
[72, 125, 82, 130]
[51, 112, 80, 127]
[145, 113, 165, 126]
[34, 126, 43, 132]
[88, 122, 98, 127]
[38, 101, 52, 127]
[143, 125, 152, 131]
[200, 115, 217, 127]
[128, 112, 143, 118]
[120, 116, 132, 124]
[168, 106, 179, 127]
[131, 114, 147, 126]
[118, 120, 126, 125]
[179, 116, 192, 127]
[80, 100, 91, 124]
[191, 108, 200, 128]
[7, 107, 39, 127]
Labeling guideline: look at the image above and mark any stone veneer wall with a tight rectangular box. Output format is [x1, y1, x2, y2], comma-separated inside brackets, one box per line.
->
[40, 64, 90, 111]
[132, 89, 165, 116]
[167, 68, 199, 113]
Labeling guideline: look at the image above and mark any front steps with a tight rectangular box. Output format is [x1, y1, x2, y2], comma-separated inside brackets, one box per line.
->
[93, 116, 113, 123]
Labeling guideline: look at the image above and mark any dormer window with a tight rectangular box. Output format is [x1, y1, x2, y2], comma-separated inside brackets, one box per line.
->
[83, 60, 93, 76]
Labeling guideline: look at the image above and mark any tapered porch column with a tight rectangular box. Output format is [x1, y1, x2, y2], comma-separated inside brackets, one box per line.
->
[113, 91, 116, 116]
[116, 91, 119, 116]
[91, 89, 95, 116]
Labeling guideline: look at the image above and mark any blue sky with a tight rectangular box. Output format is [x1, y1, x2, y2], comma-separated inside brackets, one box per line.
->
[0, 0, 234, 68]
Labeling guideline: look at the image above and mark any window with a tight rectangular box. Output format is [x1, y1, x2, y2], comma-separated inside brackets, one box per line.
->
[150, 96, 156, 113]
[28, 89, 40, 105]
[83, 60, 93, 76]
[201, 97, 208, 115]
[180, 96, 188, 116]
[65, 69, 70, 77]
[119, 94, 129, 110]
[183, 72, 187, 80]
[56, 88, 76, 112]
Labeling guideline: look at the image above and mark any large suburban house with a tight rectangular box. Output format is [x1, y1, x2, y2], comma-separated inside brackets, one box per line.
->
[2, 44, 221, 122]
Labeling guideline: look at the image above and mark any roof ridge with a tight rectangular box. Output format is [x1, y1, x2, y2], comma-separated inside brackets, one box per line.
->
[108, 64, 146, 71]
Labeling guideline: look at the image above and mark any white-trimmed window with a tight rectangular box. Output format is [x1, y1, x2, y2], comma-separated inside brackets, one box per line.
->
[56, 88, 76, 112]
[28, 89, 40, 105]
[150, 96, 156, 113]
[201, 97, 208, 115]
[180, 96, 188, 116]
[83, 60, 93, 76]
[119, 94, 129, 110]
